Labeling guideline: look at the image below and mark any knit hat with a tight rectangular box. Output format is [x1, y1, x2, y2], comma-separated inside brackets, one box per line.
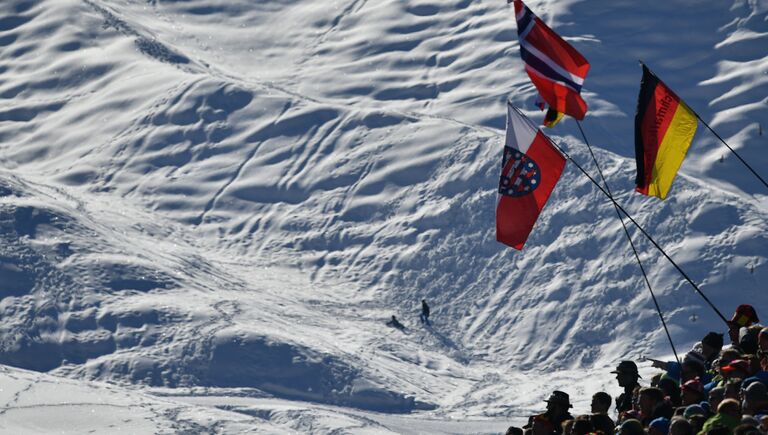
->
[759, 327, 768, 344]
[683, 404, 705, 419]
[729, 304, 759, 328]
[741, 416, 760, 427]
[649, 417, 670, 435]
[683, 350, 706, 368]
[702, 332, 724, 350]
[742, 377, 760, 391]
[620, 419, 644, 435]
[721, 359, 750, 374]
[709, 386, 725, 402]
[681, 379, 705, 396]
[744, 381, 768, 406]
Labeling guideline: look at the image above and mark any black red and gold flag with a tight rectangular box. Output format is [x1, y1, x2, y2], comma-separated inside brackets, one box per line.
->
[635, 65, 698, 200]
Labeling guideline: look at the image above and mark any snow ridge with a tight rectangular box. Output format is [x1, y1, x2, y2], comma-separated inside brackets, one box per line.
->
[0, 0, 766, 431]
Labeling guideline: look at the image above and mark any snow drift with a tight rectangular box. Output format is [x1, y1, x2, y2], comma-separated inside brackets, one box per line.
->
[0, 0, 766, 428]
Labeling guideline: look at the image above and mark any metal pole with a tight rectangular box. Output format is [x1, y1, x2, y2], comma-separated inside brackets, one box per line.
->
[576, 121, 680, 365]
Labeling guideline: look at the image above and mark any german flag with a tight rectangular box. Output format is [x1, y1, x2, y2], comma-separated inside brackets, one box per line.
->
[635, 65, 698, 199]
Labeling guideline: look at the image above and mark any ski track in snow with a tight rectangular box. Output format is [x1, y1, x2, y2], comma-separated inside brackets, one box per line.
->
[0, 0, 766, 432]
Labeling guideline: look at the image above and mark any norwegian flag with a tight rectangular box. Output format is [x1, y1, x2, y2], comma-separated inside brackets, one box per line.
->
[511, 0, 590, 121]
[496, 104, 566, 249]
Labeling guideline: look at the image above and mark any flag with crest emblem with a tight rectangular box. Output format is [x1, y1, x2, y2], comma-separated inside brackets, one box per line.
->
[497, 104, 566, 249]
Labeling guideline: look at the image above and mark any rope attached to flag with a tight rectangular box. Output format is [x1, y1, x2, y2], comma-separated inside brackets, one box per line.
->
[561, 145, 729, 325]
[576, 120, 680, 366]
[693, 113, 768, 191]
[508, 105, 730, 326]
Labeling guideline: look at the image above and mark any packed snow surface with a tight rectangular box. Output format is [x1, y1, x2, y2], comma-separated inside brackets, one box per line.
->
[0, 0, 766, 432]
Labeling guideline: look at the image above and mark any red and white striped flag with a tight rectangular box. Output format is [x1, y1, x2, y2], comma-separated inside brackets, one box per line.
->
[512, 0, 590, 124]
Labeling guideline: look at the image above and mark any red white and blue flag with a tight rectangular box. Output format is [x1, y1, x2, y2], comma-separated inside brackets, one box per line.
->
[497, 104, 566, 249]
[511, 0, 590, 123]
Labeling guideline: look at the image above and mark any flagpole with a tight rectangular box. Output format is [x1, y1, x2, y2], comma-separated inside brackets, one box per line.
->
[640, 61, 768, 191]
[562, 148, 729, 325]
[509, 105, 730, 325]
[559, 140, 729, 325]
[576, 121, 680, 366]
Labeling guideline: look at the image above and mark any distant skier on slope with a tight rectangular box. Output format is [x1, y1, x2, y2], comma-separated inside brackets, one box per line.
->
[419, 299, 430, 326]
[386, 315, 406, 331]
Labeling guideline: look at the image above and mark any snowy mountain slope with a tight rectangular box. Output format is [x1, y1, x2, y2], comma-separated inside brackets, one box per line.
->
[0, 364, 520, 434]
[0, 364, 294, 434]
[0, 0, 766, 430]
[0, 172, 449, 413]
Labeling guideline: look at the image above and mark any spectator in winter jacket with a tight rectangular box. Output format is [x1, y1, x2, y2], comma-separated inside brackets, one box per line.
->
[722, 360, 751, 382]
[544, 391, 575, 435]
[526, 391, 574, 435]
[571, 415, 594, 435]
[721, 349, 747, 368]
[702, 332, 725, 369]
[612, 361, 642, 416]
[638, 387, 665, 426]
[688, 414, 707, 435]
[745, 355, 762, 378]
[758, 328, 768, 354]
[728, 305, 760, 347]
[732, 423, 761, 435]
[658, 375, 682, 406]
[725, 379, 744, 401]
[590, 392, 615, 435]
[618, 418, 644, 435]
[681, 379, 706, 406]
[591, 391, 612, 414]
[707, 349, 748, 391]
[683, 359, 708, 384]
[760, 415, 768, 433]
[700, 399, 742, 434]
[709, 386, 726, 415]
[684, 404, 705, 419]
[738, 326, 762, 355]
[590, 414, 614, 435]
[742, 381, 768, 419]
[669, 416, 694, 435]
[530, 414, 556, 435]
[648, 417, 670, 435]
[653, 350, 709, 384]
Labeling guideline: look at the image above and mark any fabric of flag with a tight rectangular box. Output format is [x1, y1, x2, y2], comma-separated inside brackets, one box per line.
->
[634, 64, 698, 200]
[543, 108, 564, 128]
[497, 104, 566, 250]
[512, 0, 590, 123]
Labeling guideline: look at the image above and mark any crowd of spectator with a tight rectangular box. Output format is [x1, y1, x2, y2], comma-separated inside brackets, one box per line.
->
[507, 304, 768, 435]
